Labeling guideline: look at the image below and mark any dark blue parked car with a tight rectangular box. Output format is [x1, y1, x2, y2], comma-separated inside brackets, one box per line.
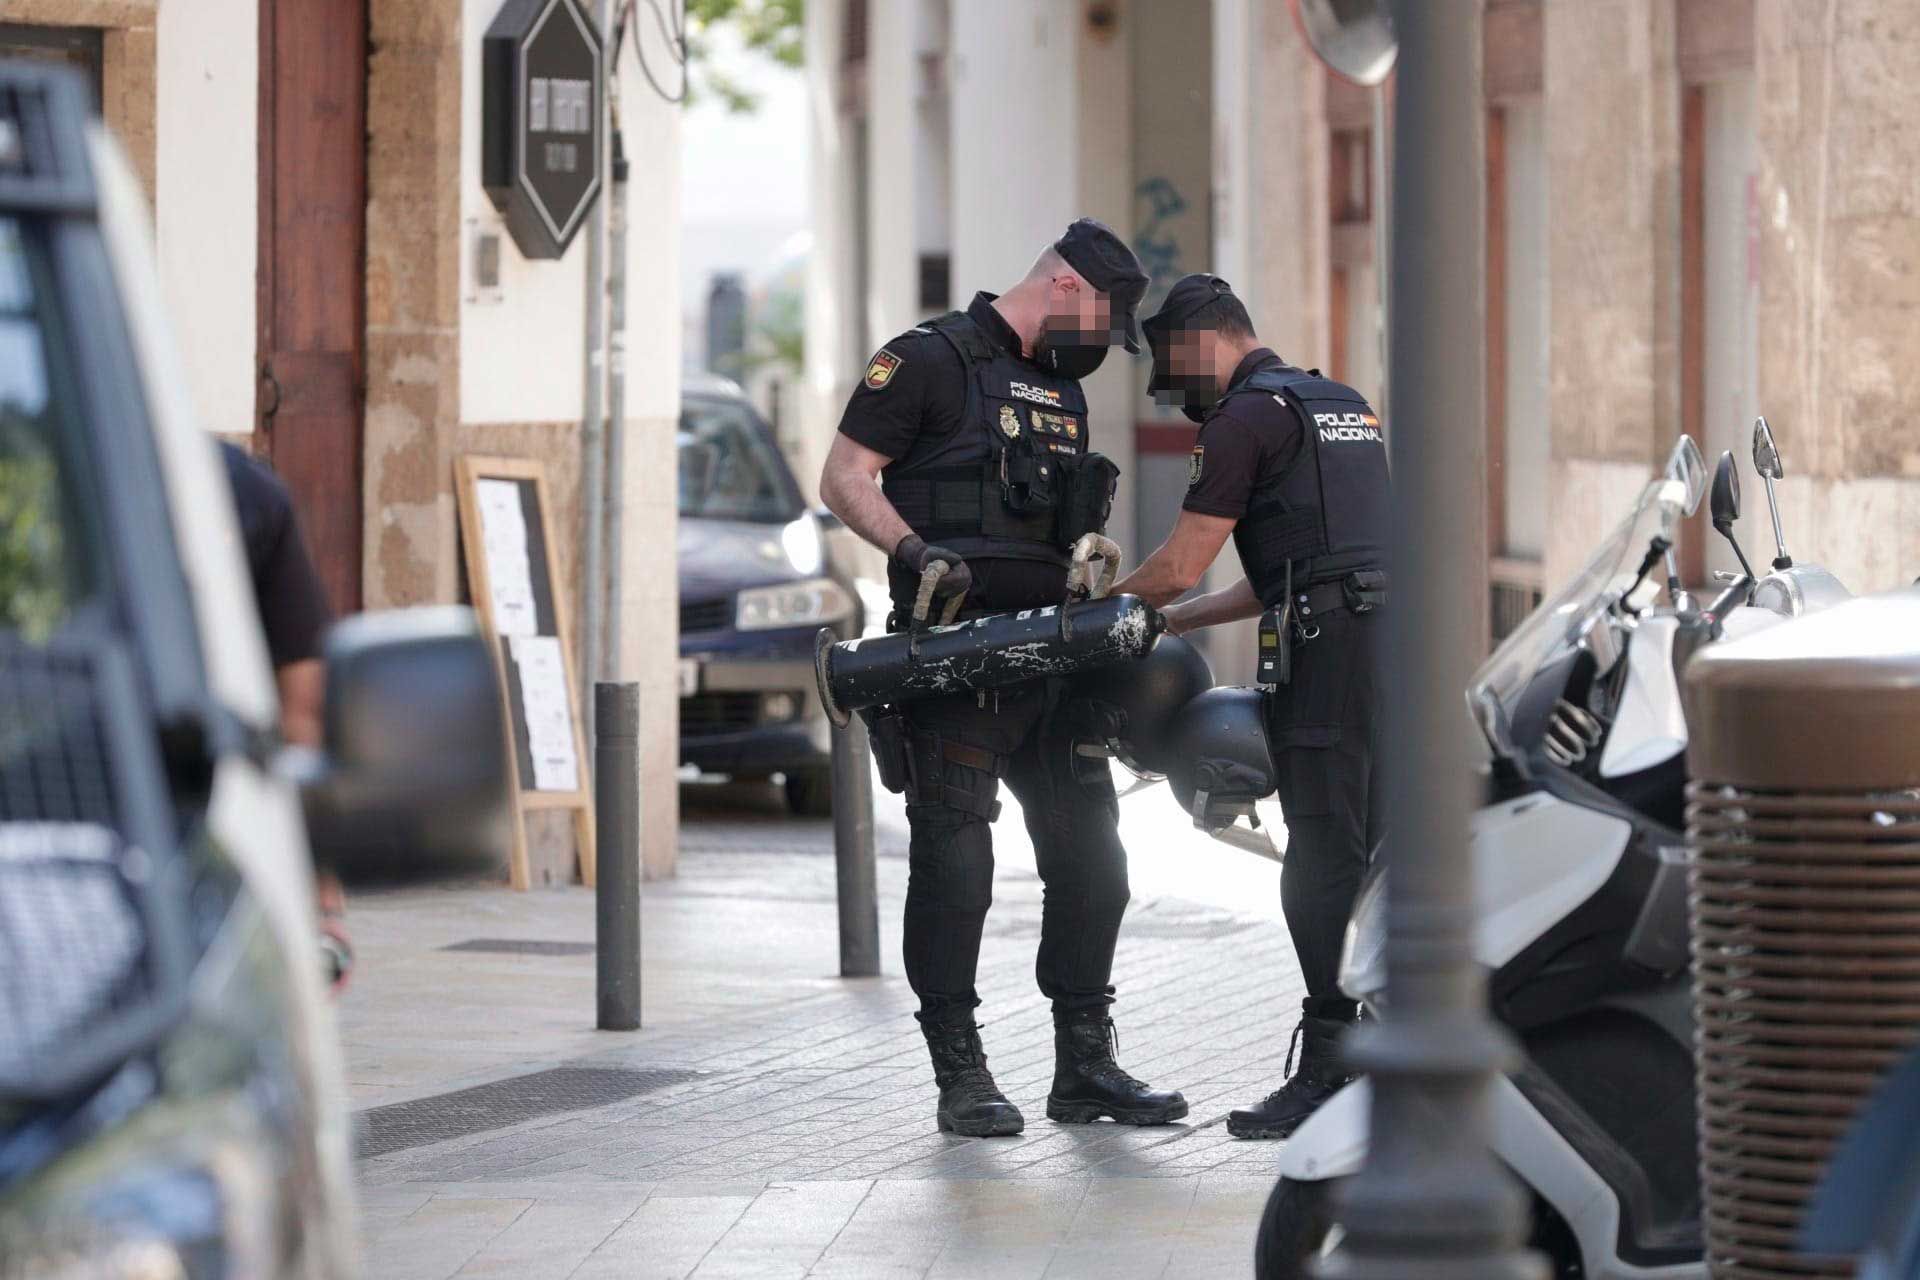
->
[678, 375, 857, 815]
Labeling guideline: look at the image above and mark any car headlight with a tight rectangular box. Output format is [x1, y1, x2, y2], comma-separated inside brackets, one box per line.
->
[1337, 867, 1389, 1006]
[735, 578, 854, 631]
[780, 515, 824, 577]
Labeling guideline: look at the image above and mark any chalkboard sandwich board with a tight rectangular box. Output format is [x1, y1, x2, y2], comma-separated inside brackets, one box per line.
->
[455, 454, 597, 890]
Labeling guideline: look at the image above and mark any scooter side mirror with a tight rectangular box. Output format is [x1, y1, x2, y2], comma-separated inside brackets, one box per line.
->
[1752, 417, 1785, 481]
[1709, 450, 1758, 584]
[1710, 450, 1742, 529]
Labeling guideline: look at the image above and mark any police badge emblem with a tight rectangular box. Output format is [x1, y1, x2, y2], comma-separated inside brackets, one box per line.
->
[999, 404, 1021, 438]
[864, 348, 902, 389]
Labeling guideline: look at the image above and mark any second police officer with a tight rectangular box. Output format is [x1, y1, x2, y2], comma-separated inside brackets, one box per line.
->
[1114, 273, 1390, 1140]
[818, 220, 1190, 1138]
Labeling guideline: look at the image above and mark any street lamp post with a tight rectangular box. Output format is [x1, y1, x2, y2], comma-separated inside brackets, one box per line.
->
[1306, 3, 1544, 1277]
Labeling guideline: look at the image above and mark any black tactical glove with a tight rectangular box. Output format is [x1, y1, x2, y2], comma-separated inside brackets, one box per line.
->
[894, 534, 974, 622]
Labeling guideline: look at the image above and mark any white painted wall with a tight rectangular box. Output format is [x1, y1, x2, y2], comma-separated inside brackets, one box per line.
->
[864, 0, 919, 350]
[617, 57, 684, 426]
[1076, 2, 1135, 567]
[612, 20, 685, 880]
[1503, 98, 1550, 561]
[155, 0, 258, 437]
[802, 0, 862, 501]
[948, 0, 1078, 294]
[913, 0, 952, 263]
[459, 0, 590, 426]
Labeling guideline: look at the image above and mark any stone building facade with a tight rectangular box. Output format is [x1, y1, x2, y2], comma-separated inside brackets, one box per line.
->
[807, 0, 1920, 676]
[4, 0, 683, 883]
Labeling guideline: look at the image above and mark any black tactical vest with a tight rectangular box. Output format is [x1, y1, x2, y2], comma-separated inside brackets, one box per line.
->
[1226, 366, 1391, 605]
[881, 311, 1118, 568]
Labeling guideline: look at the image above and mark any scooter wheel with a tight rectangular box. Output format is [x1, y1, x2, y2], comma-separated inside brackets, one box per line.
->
[1256, 1178, 1588, 1279]
[1254, 1177, 1336, 1280]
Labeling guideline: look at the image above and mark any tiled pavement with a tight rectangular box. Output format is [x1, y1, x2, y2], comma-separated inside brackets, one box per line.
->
[345, 780, 1306, 1277]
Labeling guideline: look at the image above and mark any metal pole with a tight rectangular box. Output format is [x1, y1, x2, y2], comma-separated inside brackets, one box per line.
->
[600, 116, 631, 679]
[1314, 4, 1542, 1278]
[595, 681, 642, 1030]
[832, 714, 880, 977]
[580, 0, 611, 731]
[1371, 85, 1391, 415]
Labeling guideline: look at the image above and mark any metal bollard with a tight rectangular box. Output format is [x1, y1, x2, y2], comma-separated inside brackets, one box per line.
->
[595, 682, 641, 1030]
[831, 712, 880, 977]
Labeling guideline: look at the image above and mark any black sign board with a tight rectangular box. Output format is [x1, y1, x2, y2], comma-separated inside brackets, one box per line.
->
[482, 0, 604, 260]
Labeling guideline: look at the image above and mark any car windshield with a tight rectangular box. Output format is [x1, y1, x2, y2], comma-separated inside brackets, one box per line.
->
[678, 397, 801, 523]
[1468, 476, 1688, 754]
[0, 216, 90, 644]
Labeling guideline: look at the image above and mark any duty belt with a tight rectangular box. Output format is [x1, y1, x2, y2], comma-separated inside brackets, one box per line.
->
[1291, 577, 1387, 638]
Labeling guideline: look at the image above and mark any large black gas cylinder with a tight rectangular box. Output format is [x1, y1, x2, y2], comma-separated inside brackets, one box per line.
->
[813, 595, 1165, 725]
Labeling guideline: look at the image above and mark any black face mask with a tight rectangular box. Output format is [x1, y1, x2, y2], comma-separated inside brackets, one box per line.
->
[1147, 335, 1221, 424]
[1144, 273, 1238, 423]
[1158, 374, 1221, 424]
[1034, 327, 1112, 380]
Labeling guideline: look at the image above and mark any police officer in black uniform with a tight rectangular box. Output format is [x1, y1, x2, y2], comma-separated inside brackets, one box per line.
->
[1114, 274, 1389, 1140]
[819, 220, 1188, 1137]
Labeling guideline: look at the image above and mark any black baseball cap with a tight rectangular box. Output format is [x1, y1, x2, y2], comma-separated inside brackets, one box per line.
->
[1145, 273, 1237, 343]
[1144, 274, 1239, 397]
[1053, 217, 1149, 353]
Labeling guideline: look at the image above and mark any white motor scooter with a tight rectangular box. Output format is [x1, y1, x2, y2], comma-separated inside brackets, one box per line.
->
[1256, 423, 1850, 1280]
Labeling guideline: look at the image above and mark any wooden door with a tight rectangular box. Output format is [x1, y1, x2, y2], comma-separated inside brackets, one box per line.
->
[257, 0, 367, 613]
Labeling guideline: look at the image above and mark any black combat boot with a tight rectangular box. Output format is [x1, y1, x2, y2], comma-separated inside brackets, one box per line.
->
[1046, 1012, 1190, 1126]
[1227, 1004, 1357, 1139]
[921, 1017, 1024, 1137]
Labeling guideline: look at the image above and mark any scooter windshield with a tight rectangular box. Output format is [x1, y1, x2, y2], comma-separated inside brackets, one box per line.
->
[1468, 477, 1689, 757]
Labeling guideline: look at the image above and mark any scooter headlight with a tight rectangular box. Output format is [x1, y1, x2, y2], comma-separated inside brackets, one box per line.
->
[1337, 867, 1389, 1005]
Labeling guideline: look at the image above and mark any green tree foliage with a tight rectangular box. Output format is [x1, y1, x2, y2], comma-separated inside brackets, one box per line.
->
[0, 430, 72, 644]
[684, 0, 803, 112]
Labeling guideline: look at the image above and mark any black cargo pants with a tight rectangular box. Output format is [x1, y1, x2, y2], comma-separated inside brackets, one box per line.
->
[1265, 608, 1387, 1001]
[897, 678, 1129, 1023]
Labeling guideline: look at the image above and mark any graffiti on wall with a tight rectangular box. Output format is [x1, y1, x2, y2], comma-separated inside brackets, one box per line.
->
[1132, 177, 1189, 300]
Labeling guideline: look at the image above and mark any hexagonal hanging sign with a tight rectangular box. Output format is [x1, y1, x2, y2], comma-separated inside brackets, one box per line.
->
[482, 0, 605, 259]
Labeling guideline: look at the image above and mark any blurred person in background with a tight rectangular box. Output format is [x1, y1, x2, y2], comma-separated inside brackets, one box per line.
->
[220, 441, 353, 992]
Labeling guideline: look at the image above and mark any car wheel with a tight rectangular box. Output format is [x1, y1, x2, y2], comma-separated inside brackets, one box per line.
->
[1255, 1178, 1338, 1280]
[783, 767, 832, 817]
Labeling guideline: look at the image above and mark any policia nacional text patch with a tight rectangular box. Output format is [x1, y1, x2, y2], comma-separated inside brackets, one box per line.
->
[865, 348, 903, 390]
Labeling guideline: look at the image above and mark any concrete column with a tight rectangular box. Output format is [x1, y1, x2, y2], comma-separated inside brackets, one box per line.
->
[363, 0, 464, 613]
[864, 0, 919, 352]
[613, 16, 685, 881]
[1542, 0, 1681, 586]
[949, 0, 1079, 290]
[1245, 3, 1330, 375]
[1202, 0, 1329, 683]
[1076, 0, 1138, 562]
[1752, 0, 1920, 593]
[801, 0, 863, 502]
[154, 0, 251, 436]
